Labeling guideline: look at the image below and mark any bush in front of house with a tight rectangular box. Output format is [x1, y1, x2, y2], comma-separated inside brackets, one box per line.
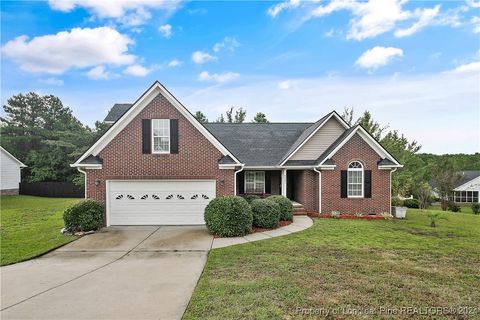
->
[63, 200, 103, 232]
[472, 203, 480, 215]
[242, 194, 261, 204]
[391, 196, 403, 207]
[266, 195, 293, 221]
[204, 196, 253, 237]
[251, 199, 281, 229]
[403, 198, 419, 209]
[448, 201, 461, 212]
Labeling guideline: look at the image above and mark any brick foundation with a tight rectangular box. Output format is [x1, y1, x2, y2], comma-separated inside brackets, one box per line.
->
[1, 188, 19, 196]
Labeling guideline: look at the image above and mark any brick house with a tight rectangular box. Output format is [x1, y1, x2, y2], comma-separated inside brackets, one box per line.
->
[72, 81, 402, 226]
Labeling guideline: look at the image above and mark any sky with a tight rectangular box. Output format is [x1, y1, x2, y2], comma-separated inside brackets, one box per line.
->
[1, 0, 479, 155]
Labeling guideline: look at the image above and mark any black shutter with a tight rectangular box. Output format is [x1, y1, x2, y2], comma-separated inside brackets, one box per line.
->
[341, 170, 347, 198]
[142, 119, 151, 154]
[265, 171, 271, 194]
[364, 170, 372, 198]
[238, 171, 245, 194]
[170, 119, 179, 154]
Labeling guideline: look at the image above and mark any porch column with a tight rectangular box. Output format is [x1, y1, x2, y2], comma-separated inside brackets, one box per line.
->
[281, 169, 287, 197]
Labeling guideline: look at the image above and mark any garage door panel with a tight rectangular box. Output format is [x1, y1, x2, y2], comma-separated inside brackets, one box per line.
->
[108, 180, 216, 225]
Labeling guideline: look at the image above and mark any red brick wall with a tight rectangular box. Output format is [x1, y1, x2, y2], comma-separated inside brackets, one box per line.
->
[296, 170, 319, 212]
[85, 92, 234, 222]
[321, 134, 391, 214]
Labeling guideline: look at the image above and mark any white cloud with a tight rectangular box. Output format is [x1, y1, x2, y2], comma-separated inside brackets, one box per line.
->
[278, 80, 297, 90]
[472, 16, 480, 33]
[394, 5, 440, 37]
[1, 27, 135, 74]
[213, 37, 240, 53]
[48, 0, 181, 26]
[182, 72, 479, 154]
[450, 61, 480, 74]
[191, 51, 216, 64]
[39, 77, 64, 86]
[123, 64, 151, 77]
[87, 65, 109, 80]
[267, 0, 300, 18]
[198, 71, 239, 84]
[158, 24, 173, 38]
[355, 46, 404, 70]
[168, 59, 183, 67]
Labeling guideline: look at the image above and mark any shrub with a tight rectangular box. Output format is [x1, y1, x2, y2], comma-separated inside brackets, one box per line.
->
[63, 200, 103, 232]
[448, 201, 461, 212]
[204, 196, 252, 237]
[472, 203, 480, 215]
[242, 194, 261, 204]
[266, 195, 293, 221]
[403, 198, 420, 209]
[391, 196, 403, 207]
[331, 211, 341, 219]
[251, 199, 281, 229]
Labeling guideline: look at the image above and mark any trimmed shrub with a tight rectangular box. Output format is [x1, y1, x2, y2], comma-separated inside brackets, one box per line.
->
[204, 196, 252, 237]
[242, 194, 261, 204]
[472, 203, 480, 215]
[63, 200, 103, 232]
[448, 201, 461, 212]
[403, 198, 419, 209]
[391, 196, 403, 207]
[267, 195, 293, 221]
[251, 199, 281, 228]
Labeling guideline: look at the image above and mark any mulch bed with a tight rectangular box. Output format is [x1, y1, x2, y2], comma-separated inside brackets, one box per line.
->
[308, 212, 385, 220]
[213, 220, 293, 238]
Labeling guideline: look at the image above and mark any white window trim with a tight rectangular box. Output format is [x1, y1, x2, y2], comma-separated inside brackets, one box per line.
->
[244, 171, 265, 194]
[151, 119, 170, 154]
[347, 161, 364, 198]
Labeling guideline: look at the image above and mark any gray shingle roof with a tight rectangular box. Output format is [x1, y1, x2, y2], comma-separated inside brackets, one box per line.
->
[79, 155, 103, 165]
[104, 103, 132, 122]
[456, 171, 480, 188]
[204, 123, 312, 166]
[378, 158, 396, 166]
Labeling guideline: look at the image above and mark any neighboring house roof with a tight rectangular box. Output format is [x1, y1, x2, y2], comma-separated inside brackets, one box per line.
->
[104, 104, 132, 123]
[0, 146, 26, 167]
[204, 123, 312, 166]
[454, 171, 480, 191]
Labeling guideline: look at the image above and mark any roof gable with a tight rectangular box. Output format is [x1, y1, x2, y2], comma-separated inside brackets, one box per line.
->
[1, 146, 26, 167]
[73, 81, 240, 166]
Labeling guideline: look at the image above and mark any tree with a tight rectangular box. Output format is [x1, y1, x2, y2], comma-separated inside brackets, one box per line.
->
[253, 112, 268, 123]
[413, 182, 432, 209]
[431, 159, 462, 211]
[234, 107, 246, 123]
[215, 114, 225, 123]
[356, 111, 388, 140]
[194, 111, 208, 123]
[341, 107, 354, 126]
[217, 107, 247, 123]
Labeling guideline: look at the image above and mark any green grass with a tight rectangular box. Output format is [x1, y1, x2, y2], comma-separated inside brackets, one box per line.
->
[185, 209, 480, 320]
[0, 195, 81, 266]
[429, 204, 475, 214]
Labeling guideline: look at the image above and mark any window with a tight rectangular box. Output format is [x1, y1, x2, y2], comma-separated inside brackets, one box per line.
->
[454, 191, 479, 203]
[152, 119, 170, 153]
[347, 161, 363, 197]
[245, 171, 265, 194]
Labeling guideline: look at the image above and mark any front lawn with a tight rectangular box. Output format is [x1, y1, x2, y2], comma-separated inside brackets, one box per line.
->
[0, 195, 81, 266]
[185, 209, 480, 319]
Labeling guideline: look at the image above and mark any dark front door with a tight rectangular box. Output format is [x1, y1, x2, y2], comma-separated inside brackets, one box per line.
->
[287, 171, 295, 200]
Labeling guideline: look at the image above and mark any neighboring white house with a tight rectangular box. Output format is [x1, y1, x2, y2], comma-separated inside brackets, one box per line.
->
[0, 146, 26, 195]
[453, 171, 480, 203]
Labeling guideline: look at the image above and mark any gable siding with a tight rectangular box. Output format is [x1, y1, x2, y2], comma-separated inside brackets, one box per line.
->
[85, 92, 235, 223]
[1, 150, 22, 190]
[290, 117, 344, 160]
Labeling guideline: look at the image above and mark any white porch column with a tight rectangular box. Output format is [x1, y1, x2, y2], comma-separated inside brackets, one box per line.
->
[281, 169, 287, 197]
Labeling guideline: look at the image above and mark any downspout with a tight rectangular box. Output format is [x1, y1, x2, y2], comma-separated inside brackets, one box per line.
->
[313, 167, 321, 214]
[390, 168, 398, 215]
[234, 164, 245, 196]
[76, 167, 87, 199]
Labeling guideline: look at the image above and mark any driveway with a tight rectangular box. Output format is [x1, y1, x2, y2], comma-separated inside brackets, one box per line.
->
[0, 226, 213, 320]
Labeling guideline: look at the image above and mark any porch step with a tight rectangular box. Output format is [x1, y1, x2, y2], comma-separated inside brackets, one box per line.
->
[292, 202, 307, 215]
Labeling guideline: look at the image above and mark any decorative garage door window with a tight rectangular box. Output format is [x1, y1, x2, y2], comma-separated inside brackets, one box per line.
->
[113, 193, 211, 201]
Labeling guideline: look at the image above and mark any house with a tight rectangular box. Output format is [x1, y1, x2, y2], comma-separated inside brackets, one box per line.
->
[72, 81, 402, 226]
[453, 171, 480, 203]
[1, 146, 26, 195]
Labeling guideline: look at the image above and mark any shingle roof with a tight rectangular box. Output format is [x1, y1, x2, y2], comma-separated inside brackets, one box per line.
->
[378, 158, 396, 166]
[204, 123, 312, 166]
[104, 103, 132, 122]
[79, 155, 103, 165]
[455, 171, 480, 188]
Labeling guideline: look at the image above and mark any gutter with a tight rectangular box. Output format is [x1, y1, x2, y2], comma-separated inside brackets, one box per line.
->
[390, 168, 398, 215]
[76, 167, 87, 199]
[313, 167, 322, 214]
[233, 164, 245, 196]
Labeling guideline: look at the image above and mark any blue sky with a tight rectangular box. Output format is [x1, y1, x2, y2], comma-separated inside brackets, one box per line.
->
[1, 0, 479, 154]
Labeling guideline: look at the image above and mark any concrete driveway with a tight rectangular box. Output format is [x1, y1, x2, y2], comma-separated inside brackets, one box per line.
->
[1, 226, 213, 320]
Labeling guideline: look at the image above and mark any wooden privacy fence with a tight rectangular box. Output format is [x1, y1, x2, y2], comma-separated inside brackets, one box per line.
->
[20, 182, 84, 198]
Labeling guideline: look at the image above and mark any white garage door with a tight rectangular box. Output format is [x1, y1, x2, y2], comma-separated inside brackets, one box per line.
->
[108, 180, 216, 225]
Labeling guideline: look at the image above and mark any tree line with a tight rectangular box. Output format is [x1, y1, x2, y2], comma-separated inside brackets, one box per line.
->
[1, 93, 478, 200]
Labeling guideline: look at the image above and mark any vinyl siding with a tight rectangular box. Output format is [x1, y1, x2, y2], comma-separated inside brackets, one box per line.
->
[0, 150, 22, 190]
[290, 117, 345, 160]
